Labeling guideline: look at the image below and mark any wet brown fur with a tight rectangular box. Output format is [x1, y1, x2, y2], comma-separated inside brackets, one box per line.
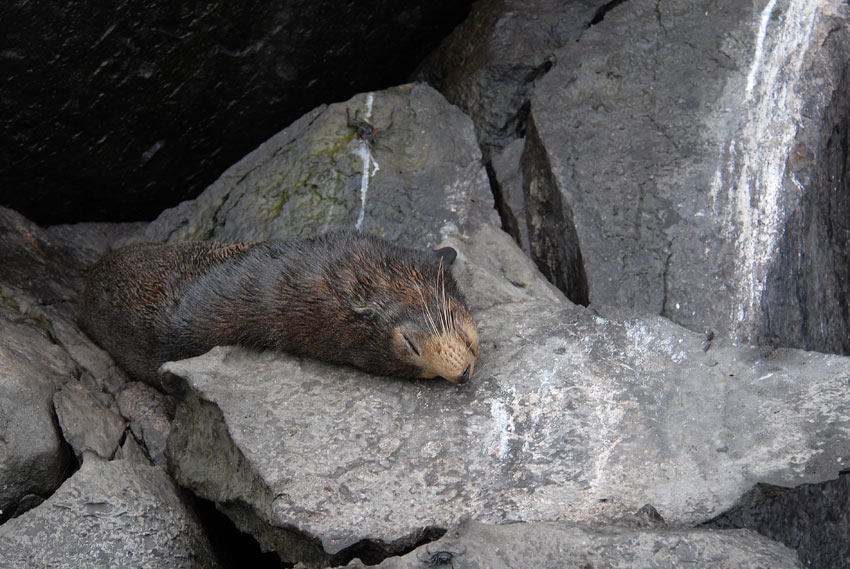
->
[78, 233, 479, 384]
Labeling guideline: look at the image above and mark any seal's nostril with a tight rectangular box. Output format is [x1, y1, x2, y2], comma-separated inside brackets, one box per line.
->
[458, 364, 470, 384]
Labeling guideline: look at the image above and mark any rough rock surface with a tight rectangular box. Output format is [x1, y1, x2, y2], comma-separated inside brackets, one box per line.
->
[0, 208, 109, 318]
[116, 382, 175, 466]
[706, 473, 850, 569]
[344, 519, 802, 569]
[0, 457, 222, 569]
[1, 1, 474, 225]
[143, 83, 497, 249]
[488, 138, 531, 252]
[53, 381, 126, 461]
[0, 299, 74, 522]
[0, 206, 139, 521]
[523, 0, 850, 354]
[415, 0, 603, 159]
[161, 224, 850, 566]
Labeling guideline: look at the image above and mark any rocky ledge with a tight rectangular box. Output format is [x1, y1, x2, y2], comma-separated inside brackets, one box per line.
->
[161, 225, 849, 567]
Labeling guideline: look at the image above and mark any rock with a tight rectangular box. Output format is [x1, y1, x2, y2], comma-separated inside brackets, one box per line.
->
[415, 0, 602, 159]
[705, 473, 850, 569]
[0, 208, 139, 392]
[523, 0, 850, 353]
[1, 1, 474, 225]
[53, 381, 126, 461]
[0, 456, 223, 569]
[161, 224, 850, 566]
[0, 207, 93, 312]
[0, 206, 142, 521]
[488, 138, 531, 252]
[116, 430, 155, 465]
[445, 224, 565, 310]
[116, 382, 175, 466]
[44, 305, 132, 395]
[143, 83, 497, 249]
[343, 519, 802, 569]
[0, 296, 74, 524]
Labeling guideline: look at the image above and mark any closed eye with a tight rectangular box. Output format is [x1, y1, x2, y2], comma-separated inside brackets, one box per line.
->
[403, 334, 421, 357]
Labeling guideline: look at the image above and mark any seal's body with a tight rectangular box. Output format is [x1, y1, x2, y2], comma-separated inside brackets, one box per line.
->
[78, 233, 479, 384]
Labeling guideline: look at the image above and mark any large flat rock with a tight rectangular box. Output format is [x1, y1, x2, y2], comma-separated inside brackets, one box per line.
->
[162, 224, 850, 565]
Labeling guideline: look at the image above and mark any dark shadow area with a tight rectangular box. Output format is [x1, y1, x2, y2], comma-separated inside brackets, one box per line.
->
[586, 0, 630, 28]
[1, 1, 474, 225]
[335, 526, 446, 567]
[520, 114, 590, 306]
[757, 50, 850, 356]
[703, 471, 850, 569]
[191, 496, 291, 569]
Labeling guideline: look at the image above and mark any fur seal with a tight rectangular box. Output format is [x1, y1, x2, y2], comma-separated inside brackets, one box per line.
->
[77, 232, 480, 384]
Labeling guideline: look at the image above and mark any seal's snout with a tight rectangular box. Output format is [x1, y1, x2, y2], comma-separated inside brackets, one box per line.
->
[458, 364, 470, 384]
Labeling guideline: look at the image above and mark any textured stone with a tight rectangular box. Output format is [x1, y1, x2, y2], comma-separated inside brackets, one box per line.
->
[53, 382, 126, 461]
[116, 382, 175, 466]
[489, 138, 531, 252]
[0, 297, 74, 524]
[344, 519, 802, 569]
[523, 0, 850, 354]
[1, 1, 474, 225]
[0, 457, 222, 569]
[0, 206, 139, 521]
[161, 224, 850, 566]
[143, 83, 497, 249]
[416, 0, 602, 159]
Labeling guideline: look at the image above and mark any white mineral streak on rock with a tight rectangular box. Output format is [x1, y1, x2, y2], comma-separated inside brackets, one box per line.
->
[489, 386, 518, 458]
[745, 0, 779, 101]
[727, 0, 818, 338]
[354, 92, 380, 231]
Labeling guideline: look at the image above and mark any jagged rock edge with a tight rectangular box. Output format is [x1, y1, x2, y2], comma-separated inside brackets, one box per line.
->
[163, 368, 449, 567]
[162, 368, 329, 565]
[329, 526, 448, 567]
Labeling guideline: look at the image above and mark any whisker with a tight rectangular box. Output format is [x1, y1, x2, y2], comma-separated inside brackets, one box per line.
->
[435, 259, 447, 334]
[416, 283, 439, 336]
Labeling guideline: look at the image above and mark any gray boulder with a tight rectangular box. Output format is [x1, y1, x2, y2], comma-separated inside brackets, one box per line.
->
[0, 297, 74, 522]
[522, 0, 850, 354]
[0, 456, 222, 569]
[344, 519, 802, 569]
[414, 0, 608, 257]
[143, 83, 497, 249]
[161, 224, 850, 566]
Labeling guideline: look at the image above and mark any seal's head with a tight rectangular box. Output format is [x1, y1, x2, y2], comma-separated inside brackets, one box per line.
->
[391, 278, 480, 384]
[342, 244, 480, 384]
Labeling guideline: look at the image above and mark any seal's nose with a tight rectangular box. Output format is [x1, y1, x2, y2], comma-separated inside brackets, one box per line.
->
[458, 364, 470, 384]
